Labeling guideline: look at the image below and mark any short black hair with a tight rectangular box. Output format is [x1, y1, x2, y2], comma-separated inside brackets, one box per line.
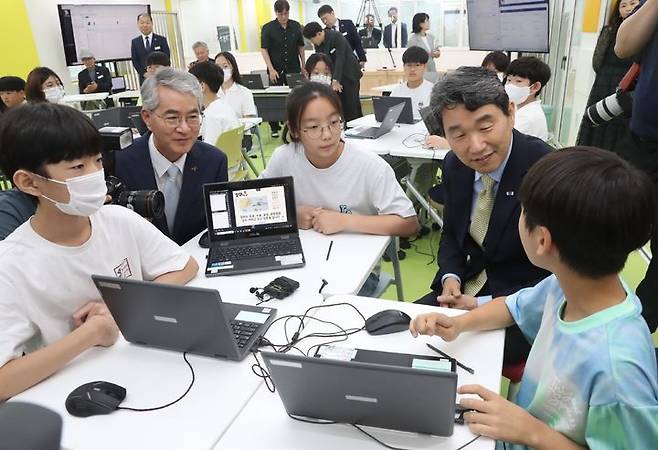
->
[283, 82, 343, 144]
[0, 76, 26, 92]
[146, 51, 171, 68]
[317, 5, 333, 17]
[412, 13, 429, 34]
[402, 46, 429, 65]
[305, 53, 333, 75]
[274, 0, 290, 13]
[520, 146, 656, 278]
[303, 22, 324, 40]
[388, 7, 398, 14]
[481, 51, 510, 72]
[506, 56, 551, 95]
[429, 66, 510, 137]
[188, 61, 223, 93]
[137, 12, 152, 22]
[0, 103, 102, 183]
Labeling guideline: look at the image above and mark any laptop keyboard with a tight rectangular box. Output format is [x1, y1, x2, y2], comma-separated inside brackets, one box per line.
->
[230, 320, 260, 349]
[209, 240, 302, 263]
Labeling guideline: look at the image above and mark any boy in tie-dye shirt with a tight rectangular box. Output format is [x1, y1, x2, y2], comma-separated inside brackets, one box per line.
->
[410, 147, 658, 449]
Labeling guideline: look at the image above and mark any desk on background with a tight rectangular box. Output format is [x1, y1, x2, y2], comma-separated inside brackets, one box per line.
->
[346, 114, 449, 226]
[61, 92, 109, 110]
[215, 295, 505, 450]
[110, 90, 141, 106]
[252, 87, 290, 123]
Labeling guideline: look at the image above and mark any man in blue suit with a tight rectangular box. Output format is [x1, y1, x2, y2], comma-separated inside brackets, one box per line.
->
[417, 67, 552, 366]
[131, 13, 170, 84]
[317, 5, 367, 67]
[115, 68, 228, 246]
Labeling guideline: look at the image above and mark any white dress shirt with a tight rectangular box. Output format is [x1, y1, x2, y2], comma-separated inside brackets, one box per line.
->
[148, 134, 186, 192]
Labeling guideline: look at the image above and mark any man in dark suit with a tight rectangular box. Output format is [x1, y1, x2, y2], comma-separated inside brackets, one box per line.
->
[131, 13, 171, 84]
[417, 67, 552, 365]
[383, 7, 408, 48]
[317, 5, 367, 67]
[303, 22, 363, 122]
[77, 50, 112, 95]
[115, 68, 227, 246]
[358, 14, 382, 48]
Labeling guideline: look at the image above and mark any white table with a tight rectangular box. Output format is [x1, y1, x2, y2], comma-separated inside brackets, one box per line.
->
[214, 295, 504, 450]
[251, 86, 292, 95]
[62, 92, 110, 111]
[110, 90, 140, 102]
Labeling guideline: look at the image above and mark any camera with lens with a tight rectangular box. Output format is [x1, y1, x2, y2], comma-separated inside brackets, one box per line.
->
[99, 126, 164, 220]
[586, 63, 640, 126]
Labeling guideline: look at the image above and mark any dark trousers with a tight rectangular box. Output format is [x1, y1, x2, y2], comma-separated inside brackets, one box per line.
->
[267, 70, 287, 133]
[416, 290, 531, 366]
[617, 130, 658, 332]
[339, 77, 362, 123]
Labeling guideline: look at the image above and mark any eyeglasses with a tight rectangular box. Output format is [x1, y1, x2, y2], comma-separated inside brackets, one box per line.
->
[153, 112, 202, 128]
[301, 118, 344, 139]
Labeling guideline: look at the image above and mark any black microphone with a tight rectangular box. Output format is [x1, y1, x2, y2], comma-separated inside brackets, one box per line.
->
[387, 47, 397, 69]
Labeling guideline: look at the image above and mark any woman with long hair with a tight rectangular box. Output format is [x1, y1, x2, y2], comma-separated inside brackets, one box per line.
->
[25, 67, 65, 104]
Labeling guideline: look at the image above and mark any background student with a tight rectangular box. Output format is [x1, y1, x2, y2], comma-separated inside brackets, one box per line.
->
[0, 103, 198, 400]
[0, 76, 26, 110]
[25, 67, 65, 104]
[304, 53, 333, 85]
[481, 51, 510, 80]
[504, 56, 552, 141]
[410, 147, 658, 449]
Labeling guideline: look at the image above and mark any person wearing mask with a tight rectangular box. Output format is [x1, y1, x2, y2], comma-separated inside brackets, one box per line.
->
[131, 13, 171, 84]
[304, 53, 333, 85]
[407, 13, 441, 82]
[317, 5, 367, 68]
[358, 14, 382, 48]
[577, 0, 639, 151]
[260, 0, 305, 138]
[383, 7, 408, 48]
[0, 76, 26, 110]
[114, 68, 228, 246]
[303, 22, 363, 122]
[25, 67, 65, 104]
[187, 41, 214, 69]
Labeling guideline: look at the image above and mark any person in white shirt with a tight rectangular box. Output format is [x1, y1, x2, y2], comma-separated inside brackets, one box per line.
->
[504, 56, 551, 142]
[188, 61, 240, 146]
[0, 103, 198, 400]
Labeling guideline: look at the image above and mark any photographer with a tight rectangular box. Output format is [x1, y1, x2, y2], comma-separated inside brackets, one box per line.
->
[615, 0, 658, 332]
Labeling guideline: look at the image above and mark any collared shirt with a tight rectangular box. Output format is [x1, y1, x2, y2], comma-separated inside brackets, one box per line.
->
[142, 32, 154, 49]
[148, 134, 186, 192]
[218, 82, 257, 117]
[391, 22, 400, 48]
[260, 19, 304, 74]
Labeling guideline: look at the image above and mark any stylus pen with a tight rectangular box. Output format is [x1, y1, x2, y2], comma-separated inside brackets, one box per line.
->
[426, 343, 475, 374]
[326, 240, 334, 261]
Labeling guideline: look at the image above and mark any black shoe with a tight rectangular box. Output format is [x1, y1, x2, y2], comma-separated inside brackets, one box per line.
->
[400, 238, 411, 249]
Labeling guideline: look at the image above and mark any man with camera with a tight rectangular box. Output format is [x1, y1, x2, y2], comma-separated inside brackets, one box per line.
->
[114, 68, 228, 246]
[615, 0, 658, 332]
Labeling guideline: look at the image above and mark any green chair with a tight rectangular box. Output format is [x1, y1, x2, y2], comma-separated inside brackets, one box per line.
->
[0, 173, 12, 191]
[215, 124, 250, 181]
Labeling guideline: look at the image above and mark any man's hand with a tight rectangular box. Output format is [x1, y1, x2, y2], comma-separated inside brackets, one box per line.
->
[83, 82, 98, 94]
[331, 79, 343, 92]
[459, 385, 547, 446]
[72, 302, 119, 347]
[409, 312, 462, 341]
[269, 69, 280, 83]
[311, 208, 347, 235]
[359, 61, 366, 69]
[297, 205, 316, 230]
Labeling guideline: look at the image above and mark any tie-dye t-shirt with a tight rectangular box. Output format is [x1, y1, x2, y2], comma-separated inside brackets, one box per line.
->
[504, 275, 658, 449]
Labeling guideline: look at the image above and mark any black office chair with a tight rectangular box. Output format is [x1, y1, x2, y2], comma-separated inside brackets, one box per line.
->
[0, 402, 62, 450]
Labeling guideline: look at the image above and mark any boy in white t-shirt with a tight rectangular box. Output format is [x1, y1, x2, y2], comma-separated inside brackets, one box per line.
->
[504, 57, 551, 142]
[0, 103, 198, 400]
[188, 61, 240, 146]
[390, 46, 434, 120]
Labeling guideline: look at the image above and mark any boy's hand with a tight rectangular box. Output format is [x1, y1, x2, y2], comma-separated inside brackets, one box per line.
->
[297, 205, 316, 230]
[409, 313, 461, 341]
[459, 385, 545, 446]
[311, 209, 346, 235]
[73, 302, 119, 347]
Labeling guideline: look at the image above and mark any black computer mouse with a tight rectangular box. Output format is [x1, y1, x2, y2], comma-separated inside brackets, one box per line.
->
[65, 381, 126, 417]
[365, 309, 412, 335]
[198, 230, 210, 248]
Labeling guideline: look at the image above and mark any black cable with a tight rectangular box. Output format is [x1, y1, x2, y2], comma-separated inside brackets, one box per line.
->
[401, 133, 427, 148]
[351, 424, 411, 450]
[117, 352, 194, 412]
[287, 412, 336, 424]
[251, 351, 275, 393]
[455, 435, 481, 450]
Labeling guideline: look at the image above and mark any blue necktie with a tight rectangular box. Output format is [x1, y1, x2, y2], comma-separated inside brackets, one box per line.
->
[162, 165, 180, 233]
[145, 36, 150, 51]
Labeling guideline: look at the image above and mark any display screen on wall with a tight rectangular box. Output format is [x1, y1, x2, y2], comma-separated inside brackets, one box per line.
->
[57, 4, 151, 65]
[466, 0, 549, 53]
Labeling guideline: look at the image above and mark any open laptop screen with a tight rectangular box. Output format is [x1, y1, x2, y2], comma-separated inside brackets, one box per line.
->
[203, 177, 298, 242]
[111, 76, 126, 91]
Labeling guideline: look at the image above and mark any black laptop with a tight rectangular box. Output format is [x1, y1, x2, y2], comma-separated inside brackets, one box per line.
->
[345, 102, 405, 139]
[286, 73, 306, 88]
[92, 275, 276, 361]
[203, 176, 305, 276]
[111, 76, 127, 93]
[242, 74, 266, 90]
[372, 96, 420, 124]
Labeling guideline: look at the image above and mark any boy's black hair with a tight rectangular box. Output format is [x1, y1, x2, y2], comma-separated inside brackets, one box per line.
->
[188, 61, 223, 93]
[506, 56, 551, 96]
[402, 46, 429, 65]
[317, 5, 334, 17]
[0, 76, 26, 92]
[274, 0, 290, 13]
[519, 146, 656, 278]
[0, 103, 102, 183]
[412, 13, 429, 34]
[146, 51, 171, 68]
[481, 51, 510, 73]
[303, 22, 324, 40]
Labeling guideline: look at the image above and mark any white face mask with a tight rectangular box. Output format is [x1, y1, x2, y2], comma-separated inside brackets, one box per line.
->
[223, 68, 232, 81]
[505, 83, 530, 105]
[38, 169, 107, 216]
[310, 74, 331, 85]
[44, 86, 65, 103]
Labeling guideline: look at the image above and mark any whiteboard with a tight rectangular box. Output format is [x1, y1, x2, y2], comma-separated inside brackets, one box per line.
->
[466, 0, 549, 53]
[58, 4, 150, 65]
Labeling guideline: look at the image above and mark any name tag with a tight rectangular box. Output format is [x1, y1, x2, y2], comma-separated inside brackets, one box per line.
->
[330, 48, 336, 54]
[97, 74, 104, 79]
[342, 32, 347, 36]
[155, 46, 161, 50]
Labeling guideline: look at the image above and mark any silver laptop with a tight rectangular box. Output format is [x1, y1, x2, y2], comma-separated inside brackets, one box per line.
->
[92, 275, 276, 361]
[203, 177, 305, 277]
[262, 349, 457, 436]
[373, 96, 421, 124]
[345, 102, 405, 139]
